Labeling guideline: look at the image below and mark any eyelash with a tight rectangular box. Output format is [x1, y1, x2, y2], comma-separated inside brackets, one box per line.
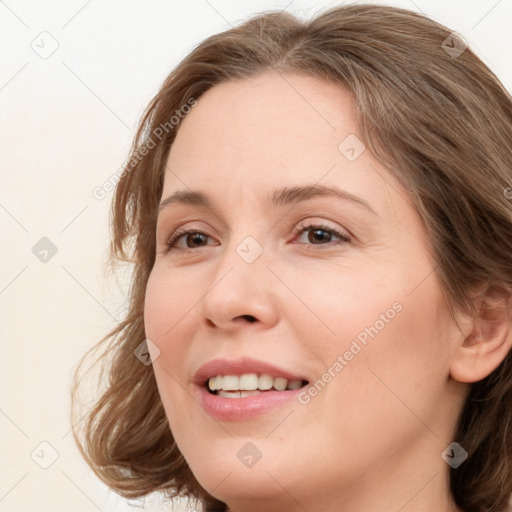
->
[163, 221, 350, 255]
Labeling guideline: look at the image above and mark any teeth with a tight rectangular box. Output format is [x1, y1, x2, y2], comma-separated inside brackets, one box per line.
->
[258, 374, 273, 390]
[222, 375, 239, 391]
[239, 373, 258, 390]
[287, 379, 302, 390]
[207, 373, 305, 393]
[209, 376, 222, 391]
[218, 390, 261, 399]
[273, 377, 287, 391]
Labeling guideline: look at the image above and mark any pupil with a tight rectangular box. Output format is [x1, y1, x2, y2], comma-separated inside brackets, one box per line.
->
[311, 229, 329, 243]
[189, 233, 205, 247]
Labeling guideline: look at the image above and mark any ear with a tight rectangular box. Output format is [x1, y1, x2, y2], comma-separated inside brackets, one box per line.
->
[450, 282, 512, 383]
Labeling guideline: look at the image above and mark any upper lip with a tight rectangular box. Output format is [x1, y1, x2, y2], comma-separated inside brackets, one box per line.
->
[193, 357, 309, 386]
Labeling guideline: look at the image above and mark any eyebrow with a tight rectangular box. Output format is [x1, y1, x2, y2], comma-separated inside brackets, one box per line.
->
[157, 184, 378, 219]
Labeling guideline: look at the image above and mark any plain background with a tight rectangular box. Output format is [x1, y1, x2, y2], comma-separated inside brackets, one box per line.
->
[1, 1, 510, 511]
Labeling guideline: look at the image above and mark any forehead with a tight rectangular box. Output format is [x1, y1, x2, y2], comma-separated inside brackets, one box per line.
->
[160, 70, 417, 234]
[170, 70, 357, 165]
[164, 71, 369, 188]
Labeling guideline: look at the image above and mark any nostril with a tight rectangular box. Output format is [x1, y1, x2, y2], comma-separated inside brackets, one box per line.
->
[241, 315, 257, 323]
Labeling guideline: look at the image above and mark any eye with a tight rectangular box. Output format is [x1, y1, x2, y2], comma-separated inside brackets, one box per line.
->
[291, 221, 351, 249]
[162, 221, 351, 255]
[163, 227, 214, 254]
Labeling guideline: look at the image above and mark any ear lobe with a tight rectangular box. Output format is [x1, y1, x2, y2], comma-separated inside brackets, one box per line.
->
[450, 284, 512, 383]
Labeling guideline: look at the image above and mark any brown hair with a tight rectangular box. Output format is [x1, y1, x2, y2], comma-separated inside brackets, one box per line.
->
[71, 3, 512, 511]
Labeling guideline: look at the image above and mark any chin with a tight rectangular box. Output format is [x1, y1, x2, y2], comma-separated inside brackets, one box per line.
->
[179, 437, 296, 500]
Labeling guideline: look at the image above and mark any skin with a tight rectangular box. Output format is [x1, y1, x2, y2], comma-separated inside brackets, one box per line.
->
[144, 70, 510, 512]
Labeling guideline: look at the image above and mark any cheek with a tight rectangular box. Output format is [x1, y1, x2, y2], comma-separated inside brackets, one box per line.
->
[143, 270, 191, 419]
[286, 260, 403, 353]
[144, 270, 172, 337]
[144, 268, 192, 343]
[316, 274, 448, 434]
[294, 253, 446, 388]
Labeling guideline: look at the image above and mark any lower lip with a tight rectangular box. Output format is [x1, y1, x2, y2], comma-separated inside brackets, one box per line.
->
[196, 385, 303, 421]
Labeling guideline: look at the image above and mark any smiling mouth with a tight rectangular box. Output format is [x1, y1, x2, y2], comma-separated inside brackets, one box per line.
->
[205, 373, 309, 398]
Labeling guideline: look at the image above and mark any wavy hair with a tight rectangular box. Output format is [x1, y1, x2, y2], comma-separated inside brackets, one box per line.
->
[71, 4, 512, 511]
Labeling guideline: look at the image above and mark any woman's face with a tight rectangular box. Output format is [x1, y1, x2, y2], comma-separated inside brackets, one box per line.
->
[144, 70, 467, 511]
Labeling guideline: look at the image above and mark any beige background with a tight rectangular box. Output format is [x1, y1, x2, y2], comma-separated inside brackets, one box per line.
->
[1, 0, 510, 510]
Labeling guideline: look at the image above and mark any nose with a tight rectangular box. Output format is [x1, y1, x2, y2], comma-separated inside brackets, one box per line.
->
[200, 242, 280, 332]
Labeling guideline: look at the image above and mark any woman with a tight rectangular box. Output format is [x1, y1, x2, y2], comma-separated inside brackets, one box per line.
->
[71, 4, 512, 512]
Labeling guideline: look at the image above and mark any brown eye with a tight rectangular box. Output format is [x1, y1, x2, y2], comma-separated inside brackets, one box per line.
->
[165, 229, 213, 253]
[292, 222, 350, 249]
